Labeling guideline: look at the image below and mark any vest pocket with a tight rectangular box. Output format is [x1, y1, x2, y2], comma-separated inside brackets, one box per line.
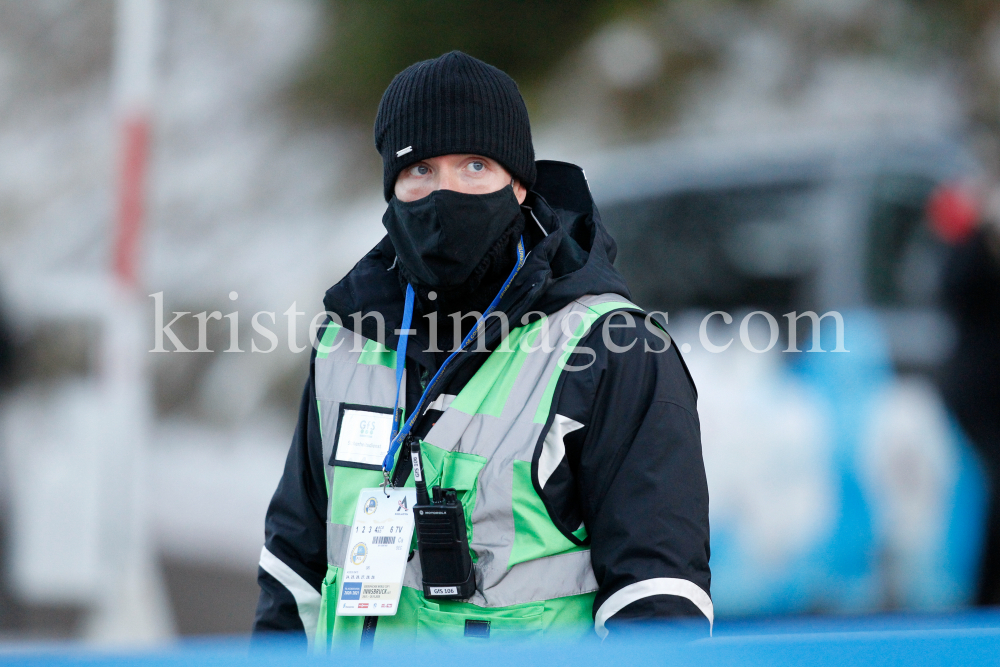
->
[417, 444, 487, 548]
[415, 603, 544, 642]
[315, 565, 339, 651]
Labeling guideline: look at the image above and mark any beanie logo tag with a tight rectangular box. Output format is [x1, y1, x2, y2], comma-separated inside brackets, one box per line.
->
[396, 146, 413, 157]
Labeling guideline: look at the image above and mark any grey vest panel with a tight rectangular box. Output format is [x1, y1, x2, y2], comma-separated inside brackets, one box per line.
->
[315, 324, 402, 523]
[327, 522, 352, 570]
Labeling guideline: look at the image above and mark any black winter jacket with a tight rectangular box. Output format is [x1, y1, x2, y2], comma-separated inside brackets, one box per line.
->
[252, 161, 711, 644]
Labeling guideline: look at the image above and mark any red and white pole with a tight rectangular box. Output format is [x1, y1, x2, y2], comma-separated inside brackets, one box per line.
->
[85, 0, 173, 643]
[112, 0, 155, 289]
[113, 116, 150, 288]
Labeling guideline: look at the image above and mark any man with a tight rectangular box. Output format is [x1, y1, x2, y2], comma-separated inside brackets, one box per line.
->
[253, 51, 710, 649]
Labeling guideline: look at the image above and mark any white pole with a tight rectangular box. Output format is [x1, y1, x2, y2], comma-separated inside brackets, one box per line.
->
[83, 0, 173, 643]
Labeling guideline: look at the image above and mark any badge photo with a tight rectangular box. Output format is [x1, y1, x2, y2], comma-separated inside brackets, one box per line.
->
[351, 542, 368, 565]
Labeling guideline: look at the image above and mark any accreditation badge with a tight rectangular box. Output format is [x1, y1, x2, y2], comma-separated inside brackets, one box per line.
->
[337, 487, 416, 616]
[330, 404, 397, 470]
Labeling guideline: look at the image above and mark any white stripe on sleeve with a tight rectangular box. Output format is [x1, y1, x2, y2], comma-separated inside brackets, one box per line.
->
[259, 546, 322, 646]
[538, 414, 584, 488]
[594, 577, 714, 639]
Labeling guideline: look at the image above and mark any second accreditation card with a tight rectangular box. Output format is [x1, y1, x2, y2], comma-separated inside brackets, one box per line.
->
[337, 487, 416, 616]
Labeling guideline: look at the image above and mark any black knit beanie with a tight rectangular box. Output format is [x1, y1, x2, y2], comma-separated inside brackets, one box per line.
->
[374, 51, 536, 202]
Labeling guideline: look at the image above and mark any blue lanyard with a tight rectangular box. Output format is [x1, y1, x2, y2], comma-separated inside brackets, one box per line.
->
[382, 237, 527, 475]
[388, 283, 415, 443]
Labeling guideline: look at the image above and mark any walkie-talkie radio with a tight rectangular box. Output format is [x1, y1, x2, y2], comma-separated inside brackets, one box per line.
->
[408, 438, 476, 599]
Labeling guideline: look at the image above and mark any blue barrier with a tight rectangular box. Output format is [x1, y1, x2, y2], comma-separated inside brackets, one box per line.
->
[5, 611, 1000, 667]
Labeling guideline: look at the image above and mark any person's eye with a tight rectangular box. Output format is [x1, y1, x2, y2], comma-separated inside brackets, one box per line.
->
[409, 164, 430, 176]
[467, 161, 485, 173]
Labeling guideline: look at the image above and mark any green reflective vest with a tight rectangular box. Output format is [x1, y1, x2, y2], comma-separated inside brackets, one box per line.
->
[312, 294, 640, 649]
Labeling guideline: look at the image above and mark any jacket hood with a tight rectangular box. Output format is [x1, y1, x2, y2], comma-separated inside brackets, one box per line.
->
[323, 160, 631, 361]
[521, 160, 630, 316]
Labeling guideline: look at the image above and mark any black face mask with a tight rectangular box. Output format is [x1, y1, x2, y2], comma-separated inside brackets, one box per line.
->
[382, 185, 522, 289]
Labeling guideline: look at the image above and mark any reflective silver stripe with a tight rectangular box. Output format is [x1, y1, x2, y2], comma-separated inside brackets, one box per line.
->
[468, 430, 518, 591]
[420, 403, 476, 452]
[538, 414, 584, 488]
[471, 549, 597, 608]
[402, 548, 596, 608]
[326, 523, 351, 568]
[315, 359, 398, 405]
[594, 578, 714, 639]
[259, 546, 321, 647]
[424, 393, 457, 413]
[316, 328, 367, 366]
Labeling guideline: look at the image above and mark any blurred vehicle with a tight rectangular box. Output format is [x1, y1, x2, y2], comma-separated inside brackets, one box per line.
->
[588, 128, 973, 369]
[584, 128, 986, 616]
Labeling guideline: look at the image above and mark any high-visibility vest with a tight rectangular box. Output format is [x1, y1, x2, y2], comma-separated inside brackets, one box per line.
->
[313, 294, 640, 649]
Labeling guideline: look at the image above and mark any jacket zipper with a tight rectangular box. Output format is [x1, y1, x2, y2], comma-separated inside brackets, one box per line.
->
[360, 615, 378, 651]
